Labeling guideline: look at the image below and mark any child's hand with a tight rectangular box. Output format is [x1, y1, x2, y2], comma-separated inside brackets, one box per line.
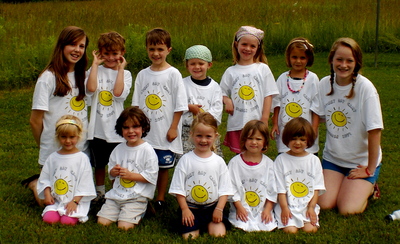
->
[281, 207, 292, 226]
[65, 200, 78, 216]
[167, 128, 178, 142]
[270, 125, 279, 140]
[306, 206, 318, 226]
[117, 56, 127, 70]
[43, 194, 55, 206]
[188, 104, 202, 115]
[119, 167, 133, 180]
[212, 208, 223, 223]
[235, 204, 248, 223]
[92, 50, 104, 66]
[110, 164, 121, 177]
[182, 208, 195, 227]
[261, 208, 273, 224]
[224, 98, 234, 115]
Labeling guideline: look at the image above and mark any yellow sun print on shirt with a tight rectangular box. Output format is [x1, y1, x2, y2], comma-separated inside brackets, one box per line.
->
[191, 185, 209, 203]
[326, 107, 350, 132]
[70, 96, 85, 112]
[99, 90, 113, 106]
[290, 181, 309, 198]
[285, 102, 303, 118]
[238, 85, 255, 100]
[331, 111, 347, 127]
[145, 94, 162, 110]
[54, 179, 69, 195]
[120, 177, 136, 188]
[245, 191, 261, 207]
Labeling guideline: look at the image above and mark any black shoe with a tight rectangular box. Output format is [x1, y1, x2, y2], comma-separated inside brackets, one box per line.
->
[21, 174, 40, 188]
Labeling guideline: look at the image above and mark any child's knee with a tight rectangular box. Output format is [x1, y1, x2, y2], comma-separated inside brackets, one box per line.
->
[60, 216, 79, 225]
[42, 211, 60, 224]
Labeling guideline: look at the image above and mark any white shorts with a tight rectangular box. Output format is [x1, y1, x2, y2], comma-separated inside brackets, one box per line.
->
[97, 197, 148, 224]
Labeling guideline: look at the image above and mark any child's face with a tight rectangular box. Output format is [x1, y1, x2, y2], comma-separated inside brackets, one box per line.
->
[122, 118, 143, 147]
[289, 48, 308, 73]
[63, 36, 87, 72]
[288, 136, 308, 156]
[331, 45, 356, 84]
[58, 132, 79, 152]
[245, 130, 265, 154]
[146, 42, 171, 67]
[236, 35, 259, 65]
[100, 48, 125, 70]
[191, 123, 217, 154]
[186, 58, 212, 80]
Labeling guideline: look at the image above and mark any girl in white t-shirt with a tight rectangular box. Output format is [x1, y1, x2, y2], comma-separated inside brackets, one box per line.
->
[228, 120, 277, 232]
[37, 115, 96, 225]
[274, 117, 325, 233]
[312, 38, 383, 215]
[24, 26, 90, 206]
[271, 37, 320, 155]
[220, 26, 278, 153]
[169, 112, 233, 239]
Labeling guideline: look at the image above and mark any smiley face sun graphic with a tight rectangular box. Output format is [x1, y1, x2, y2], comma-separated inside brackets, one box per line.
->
[120, 177, 136, 188]
[99, 90, 113, 106]
[245, 191, 261, 207]
[191, 185, 209, 203]
[285, 102, 303, 118]
[69, 96, 85, 112]
[238, 85, 255, 100]
[145, 94, 162, 110]
[290, 181, 309, 198]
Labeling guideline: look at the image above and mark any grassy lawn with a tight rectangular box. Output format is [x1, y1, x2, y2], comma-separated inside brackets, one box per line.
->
[0, 53, 400, 243]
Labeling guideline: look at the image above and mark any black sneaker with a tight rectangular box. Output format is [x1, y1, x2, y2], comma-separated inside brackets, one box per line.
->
[154, 200, 167, 213]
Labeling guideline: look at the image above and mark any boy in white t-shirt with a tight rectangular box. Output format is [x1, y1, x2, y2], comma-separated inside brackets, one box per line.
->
[86, 31, 132, 202]
[131, 28, 187, 211]
[97, 107, 158, 230]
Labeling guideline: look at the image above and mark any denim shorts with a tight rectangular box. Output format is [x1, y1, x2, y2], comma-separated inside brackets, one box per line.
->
[322, 159, 381, 184]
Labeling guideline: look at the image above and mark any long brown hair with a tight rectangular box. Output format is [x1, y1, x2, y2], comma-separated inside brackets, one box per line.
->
[41, 26, 89, 101]
[327, 37, 362, 99]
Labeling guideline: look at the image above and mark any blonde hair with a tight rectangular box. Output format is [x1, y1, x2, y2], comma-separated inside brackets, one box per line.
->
[55, 115, 83, 145]
[190, 112, 219, 152]
[327, 37, 363, 99]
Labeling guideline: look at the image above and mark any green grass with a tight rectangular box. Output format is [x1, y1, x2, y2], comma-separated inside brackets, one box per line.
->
[1, 53, 400, 243]
[0, 0, 399, 89]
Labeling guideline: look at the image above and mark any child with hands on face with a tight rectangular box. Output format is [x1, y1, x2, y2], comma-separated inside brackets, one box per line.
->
[86, 31, 132, 202]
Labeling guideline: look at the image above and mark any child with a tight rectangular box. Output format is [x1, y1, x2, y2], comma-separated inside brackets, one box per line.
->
[179, 45, 223, 159]
[311, 38, 383, 215]
[26, 26, 90, 205]
[227, 120, 277, 232]
[220, 26, 279, 154]
[97, 107, 159, 230]
[131, 28, 187, 210]
[271, 37, 320, 154]
[169, 112, 234, 239]
[273, 117, 325, 233]
[86, 31, 132, 202]
[36, 115, 96, 225]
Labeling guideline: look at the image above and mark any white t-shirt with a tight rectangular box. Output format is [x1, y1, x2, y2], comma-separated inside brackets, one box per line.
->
[37, 151, 96, 222]
[131, 66, 188, 154]
[32, 70, 89, 165]
[105, 142, 158, 200]
[227, 154, 277, 231]
[220, 63, 279, 131]
[272, 70, 320, 153]
[181, 76, 223, 126]
[87, 65, 132, 142]
[274, 153, 325, 228]
[169, 151, 234, 205]
[311, 74, 383, 168]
